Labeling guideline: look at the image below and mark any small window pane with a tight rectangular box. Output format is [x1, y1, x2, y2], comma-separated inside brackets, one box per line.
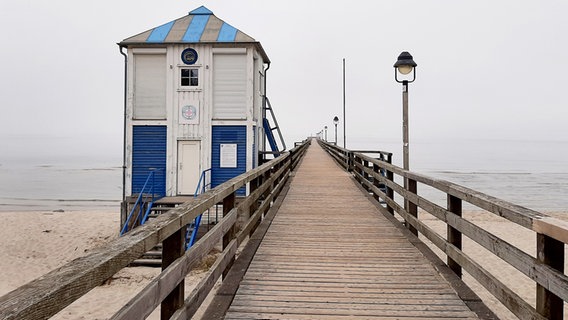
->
[181, 68, 198, 87]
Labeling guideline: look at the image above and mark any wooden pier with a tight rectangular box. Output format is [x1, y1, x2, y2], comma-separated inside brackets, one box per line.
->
[1, 138, 567, 320]
[211, 141, 485, 319]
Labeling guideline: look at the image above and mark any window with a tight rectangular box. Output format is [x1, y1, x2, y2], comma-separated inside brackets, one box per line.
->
[181, 68, 198, 87]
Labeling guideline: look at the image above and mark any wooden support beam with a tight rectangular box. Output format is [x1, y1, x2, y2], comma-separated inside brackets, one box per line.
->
[447, 194, 462, 278]
[161, 228, 186, 319]
[536, 234, 565, 320]
[362, 159, 370, 191]
[386, 168, 394, 214]
[223, 192, 236, 279]
[249, 176, 260, 237]
[407, 178, 418, 236]
[372, 163, 381, 203]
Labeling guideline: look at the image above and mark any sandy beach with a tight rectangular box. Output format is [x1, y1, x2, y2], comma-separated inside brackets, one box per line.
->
[1, 209, 566, 319]
[0, 210, 214, 320]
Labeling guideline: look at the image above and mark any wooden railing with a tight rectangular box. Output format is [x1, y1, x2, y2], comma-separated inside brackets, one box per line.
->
[0, 139, 310, 320]
[319, 139, 568, 320]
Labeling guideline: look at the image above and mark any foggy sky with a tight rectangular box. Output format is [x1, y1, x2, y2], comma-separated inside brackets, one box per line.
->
[1, 0, 567, 160]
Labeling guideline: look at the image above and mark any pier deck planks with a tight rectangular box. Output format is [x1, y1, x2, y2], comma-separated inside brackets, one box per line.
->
[224, 142, 479, 319]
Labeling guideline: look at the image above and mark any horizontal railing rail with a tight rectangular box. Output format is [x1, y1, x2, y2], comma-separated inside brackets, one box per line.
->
[0, 140, 311, 320]
[319, 139, 567, 320]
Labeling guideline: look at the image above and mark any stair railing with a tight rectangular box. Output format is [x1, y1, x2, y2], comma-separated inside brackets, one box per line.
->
[120, 169, 161, 236]
[186, 168, 212, 248]
[262, 97, 287, 158]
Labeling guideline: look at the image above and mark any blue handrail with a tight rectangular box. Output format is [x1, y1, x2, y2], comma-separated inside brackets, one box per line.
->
[186, 168, 211, 249]
[120, 169, 160, 236]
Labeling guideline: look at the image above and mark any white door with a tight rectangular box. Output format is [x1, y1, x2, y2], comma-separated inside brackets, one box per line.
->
[177, 141, 201, 195]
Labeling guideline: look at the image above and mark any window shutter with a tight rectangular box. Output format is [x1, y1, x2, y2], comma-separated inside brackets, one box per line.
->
[134, 54, 167, 119]
[213, 54, 247, 119]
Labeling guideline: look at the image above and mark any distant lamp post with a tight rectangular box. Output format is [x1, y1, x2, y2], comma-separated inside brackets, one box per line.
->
[333, 116, 339, 145]
[393, 51, 417, 171]
[324, 126, 328, 141]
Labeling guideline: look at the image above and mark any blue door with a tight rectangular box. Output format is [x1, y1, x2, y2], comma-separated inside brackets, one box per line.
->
[211, 126, 246, 196]
[132, 126, 167, 197]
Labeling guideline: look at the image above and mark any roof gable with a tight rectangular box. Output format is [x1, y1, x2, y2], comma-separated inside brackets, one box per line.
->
[120, 6, 255, 45]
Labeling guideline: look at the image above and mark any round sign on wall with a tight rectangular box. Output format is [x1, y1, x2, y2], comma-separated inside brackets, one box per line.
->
[181, 48, 198, 65]
[181, 105, 197, 120]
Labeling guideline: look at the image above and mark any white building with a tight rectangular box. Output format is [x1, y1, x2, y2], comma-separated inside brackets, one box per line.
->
[118, 6, 280, 213]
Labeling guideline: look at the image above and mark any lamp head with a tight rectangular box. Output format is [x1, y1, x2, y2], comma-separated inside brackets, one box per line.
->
[333, 116, 339, 125]
[394, 51, 417, 83]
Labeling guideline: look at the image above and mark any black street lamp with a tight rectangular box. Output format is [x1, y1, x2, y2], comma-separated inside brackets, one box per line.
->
[394, 51, 418, 236]
[333, 116, 339, 145]
[393, 51, 417, 171]
[324, 126, 328, 141]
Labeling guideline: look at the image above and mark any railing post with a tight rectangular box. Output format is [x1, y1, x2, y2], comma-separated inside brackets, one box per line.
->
[272, 161, 280, 191]
[386, 168, 394, 215]
[406, 178, 418, 236]
[372, 163, 381, 203]
[385, 154, 394, 214]
[222, 191, 236, 279]
[249, 176, 260, 237]
[353, 154, 363, 184]
[363, 159, 370, 191]
[161, 228, 185, 319]
[447, 194, 462, 277]
[348, 151, 353, 172]
[289, 148, 296, 171]
[262, 169, 272, 216]
[536, 234, 564, 320]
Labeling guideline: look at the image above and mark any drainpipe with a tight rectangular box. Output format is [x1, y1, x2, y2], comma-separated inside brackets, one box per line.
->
[262, 62, 270, 160]
[119, 45, 127, 203]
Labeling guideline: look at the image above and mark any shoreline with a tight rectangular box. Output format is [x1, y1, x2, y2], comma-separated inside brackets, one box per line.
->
[0, 201, 121, 213]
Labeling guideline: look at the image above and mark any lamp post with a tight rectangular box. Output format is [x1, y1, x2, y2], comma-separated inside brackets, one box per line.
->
[394, 51, 417, 235]
[333, 116, 339, 145]
[324, 126, 328, 141]
[342, 58, 346, 148]
[393, 51, 417, 171]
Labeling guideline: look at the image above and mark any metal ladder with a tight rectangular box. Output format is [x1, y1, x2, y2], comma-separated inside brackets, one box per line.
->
[262, 97, 286, 158]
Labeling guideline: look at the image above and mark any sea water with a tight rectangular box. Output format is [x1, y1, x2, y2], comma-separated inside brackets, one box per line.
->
[349, 139, 568, 213]
[0, 138, 566, 213]
[0, 152, 122, 212]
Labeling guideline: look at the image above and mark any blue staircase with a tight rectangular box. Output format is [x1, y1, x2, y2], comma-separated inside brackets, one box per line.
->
[262, 97, 286, 158]
[120, 170, 163, 236]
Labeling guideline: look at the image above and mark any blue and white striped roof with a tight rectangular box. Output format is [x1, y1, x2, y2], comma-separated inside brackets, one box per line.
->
[120, 6, 268, 61]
